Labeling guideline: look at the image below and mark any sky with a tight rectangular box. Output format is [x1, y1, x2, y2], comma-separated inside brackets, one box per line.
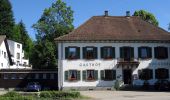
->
[9, 0, 170, 40]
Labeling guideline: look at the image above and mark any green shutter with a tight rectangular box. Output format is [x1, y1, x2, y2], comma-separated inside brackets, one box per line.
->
[83, 47, 86, 59]
[138, 47, 141, 58]
[77, 70, 81, 80]
[83, 70, 86, 80]
[112, 47, 115, 58]
[130, 47, 134, 58]
[165, 47, 168, 59]
[101, 47, 104, 59]
[94, 70, 98, 80]
[150, 69, 153, 79]
[112, 70, 116, 80]
[148, 47, 152, 58]
[65, 47, 69, 59]
[76, 47, 80, 59]
[154, 47, 158, 58]
[94, 47, 98, 59]
[100, 70, 104, 80]
[65, 71, 68, 81]
[120, 47, 124, 58]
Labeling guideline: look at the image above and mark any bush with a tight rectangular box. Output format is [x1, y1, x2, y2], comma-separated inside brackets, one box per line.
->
[40, 91, 81, 99]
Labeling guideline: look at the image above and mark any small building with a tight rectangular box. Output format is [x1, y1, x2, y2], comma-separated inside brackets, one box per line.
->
[55, 11, 170, 90]
[0, 35, 30, 69]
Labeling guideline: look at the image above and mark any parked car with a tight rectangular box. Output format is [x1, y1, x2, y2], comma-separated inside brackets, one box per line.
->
[154, 80, 170, 91]
[26, 82, 41, 92]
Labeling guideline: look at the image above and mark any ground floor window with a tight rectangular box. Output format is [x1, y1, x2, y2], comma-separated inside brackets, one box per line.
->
[138, 69, 153, 80]
[83, 70, 98, 81]
[101, 70, 116, 80]
[155, 68, 169, 79]
[65, 70, 80, 81]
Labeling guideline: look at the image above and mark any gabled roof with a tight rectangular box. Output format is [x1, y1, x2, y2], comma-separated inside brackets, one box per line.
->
[0, 35, 6, 45]
[55, 16, 170, 42]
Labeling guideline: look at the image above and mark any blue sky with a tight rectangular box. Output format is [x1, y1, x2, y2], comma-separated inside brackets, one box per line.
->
[10, 0, 170, 40]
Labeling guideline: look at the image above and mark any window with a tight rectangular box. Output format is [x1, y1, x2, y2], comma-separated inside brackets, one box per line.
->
[101, 70, 116, 80]
[83, 70, 98, 81]
[155, 68, 169, 79]
[65, 47, 80, 59]
[11, 74, 17, 79]
[101, 47, 115, 59]
[17, 44, 20, 48]
[138, 47, 152, 59]
[3, 74, 9, 79]
[83, 47, 97, 59]
[43, 74, 47, 79]
[4, 52, 6, 58]
[17, 53, 20, 59]
[35, 74, 39, 79]
[154, 47, 168, 59]
[65, 70, 80, 81]
[138, 69, 153, 80]
[50, 74, 54, 79]
[120, 47, 134, 61]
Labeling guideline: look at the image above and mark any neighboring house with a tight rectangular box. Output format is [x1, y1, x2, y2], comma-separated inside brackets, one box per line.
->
[0, 35, 13, 69]
[0, 35, 30, 69]
[55, 11, 170, 90]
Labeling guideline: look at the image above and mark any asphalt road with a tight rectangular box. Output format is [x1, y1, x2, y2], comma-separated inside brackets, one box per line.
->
[80, 91, 170, 100]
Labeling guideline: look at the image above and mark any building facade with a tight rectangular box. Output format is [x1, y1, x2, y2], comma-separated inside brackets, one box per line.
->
[0, 35, 30, 69]
[56, 12, 170, 90]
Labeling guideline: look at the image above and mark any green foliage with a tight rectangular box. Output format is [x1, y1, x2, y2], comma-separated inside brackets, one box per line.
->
[32, 0, 74, 69]
[40, 91, 81, 99]
[0, 91, 34, 100]
[0, 0, 15, 38]
[114, 80, 121, 90]
[133, 10, 159, 26]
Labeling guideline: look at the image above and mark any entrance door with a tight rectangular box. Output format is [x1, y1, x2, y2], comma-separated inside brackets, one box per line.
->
[123, 69, 132, 84]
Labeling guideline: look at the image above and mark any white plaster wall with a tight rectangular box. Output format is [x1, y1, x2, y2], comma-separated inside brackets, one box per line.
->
[59, 42, 170, 87]
[0, 41, 10, 69]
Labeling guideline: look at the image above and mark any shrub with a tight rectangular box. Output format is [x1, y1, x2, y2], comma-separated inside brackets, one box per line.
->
[40, 91, 81, 99]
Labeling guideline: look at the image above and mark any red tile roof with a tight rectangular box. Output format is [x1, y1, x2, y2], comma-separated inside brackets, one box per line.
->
[55, 16, 170, 42]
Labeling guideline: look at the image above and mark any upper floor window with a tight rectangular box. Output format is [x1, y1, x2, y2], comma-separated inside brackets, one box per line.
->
[138, 47, 152, 59]
[17, 44, 20, 48]
[154, 47, 168, 59]
[65, 70, 80, 81]
[65, 47, 80, 59]
[101, 70, 116, 80]
[17, 53, 20, 59]
[101, 47, 115, 59]
[83, 47, 97, 59]
[120, 47, 134, 61]
[4, 52, 6, 58]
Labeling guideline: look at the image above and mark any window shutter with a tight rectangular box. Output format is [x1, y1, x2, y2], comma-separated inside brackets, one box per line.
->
[83, 70, 86, 80]
[149, 69, 153, 79]
[154, 47, 158, 58]
[148, 47, 152, 58]
[165, 47, 168, 59]
[64, 71, 68, 81]
[76, 47, 80, 59]
[138, 47, 141, 58]
[111, 47, 115, 58]
[166, 69, 169, 78]
[94, 70, 98, 80]
[100, 70, 104, 80]
[94, 47, 98, 59]
[83, 47, 86, 59]
[112, 70, 116, 80]
[130, 47, 134, 58]
[77, 70, 81, 80]
[120, 47, 124, 58]
[65, 47, 69, 59]
[101, 47, 104, 59]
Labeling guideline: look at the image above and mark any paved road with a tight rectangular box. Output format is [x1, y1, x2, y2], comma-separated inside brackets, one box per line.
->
[80, 91, 170, 100]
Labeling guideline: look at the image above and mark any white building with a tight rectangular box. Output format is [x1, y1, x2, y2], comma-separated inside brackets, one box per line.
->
[0, 35, 30, 69]
[56, 11, 170, 90]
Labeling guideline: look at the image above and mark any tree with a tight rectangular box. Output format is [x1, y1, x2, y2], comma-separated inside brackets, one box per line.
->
[32, 0, 74, 69]
[133, 10, 159, 26]
[0, 0, 15, 38]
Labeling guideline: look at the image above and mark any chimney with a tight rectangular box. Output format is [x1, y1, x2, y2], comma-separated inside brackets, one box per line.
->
[126, 11, 130, 17]
[104, 10, 108, 16]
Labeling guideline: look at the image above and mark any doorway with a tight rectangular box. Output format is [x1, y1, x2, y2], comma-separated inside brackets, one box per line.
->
[123, 69, 132, 84]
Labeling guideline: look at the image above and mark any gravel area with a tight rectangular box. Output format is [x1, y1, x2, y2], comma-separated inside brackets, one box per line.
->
[80, 91, 170, 100]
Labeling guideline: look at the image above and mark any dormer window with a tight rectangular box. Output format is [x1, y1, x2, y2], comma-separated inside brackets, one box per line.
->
[65, 47, 80, 59]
